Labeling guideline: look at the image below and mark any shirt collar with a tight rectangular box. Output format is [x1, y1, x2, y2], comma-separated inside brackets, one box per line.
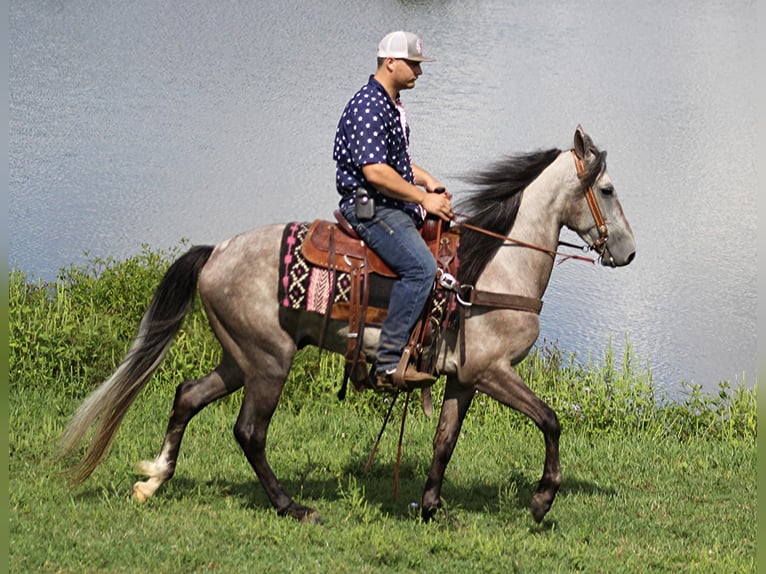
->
[367, 75, 399, 106]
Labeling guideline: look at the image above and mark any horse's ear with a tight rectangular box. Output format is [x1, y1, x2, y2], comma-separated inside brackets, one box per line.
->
[573, 124, 591, 160]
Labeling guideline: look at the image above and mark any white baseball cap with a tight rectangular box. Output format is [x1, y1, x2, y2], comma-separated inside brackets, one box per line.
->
[377, 31, 434, 62]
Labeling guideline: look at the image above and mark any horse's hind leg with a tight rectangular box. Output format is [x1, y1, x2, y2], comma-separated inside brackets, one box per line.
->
[131, 356, 243, 502]
[233, 352, 321, 524]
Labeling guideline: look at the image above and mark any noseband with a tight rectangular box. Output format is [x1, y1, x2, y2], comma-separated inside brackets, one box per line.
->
[571, 149, 609, 255]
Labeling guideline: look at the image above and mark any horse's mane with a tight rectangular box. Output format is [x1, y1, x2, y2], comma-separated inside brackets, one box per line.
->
[455, 148, 562, 285]
[455, 142, 607, 285]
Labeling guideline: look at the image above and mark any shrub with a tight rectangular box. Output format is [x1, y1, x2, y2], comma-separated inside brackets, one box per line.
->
[8, 248, 757, 444]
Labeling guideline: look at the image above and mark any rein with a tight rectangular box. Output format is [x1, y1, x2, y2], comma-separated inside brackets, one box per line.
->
[453, 218, 596, 265]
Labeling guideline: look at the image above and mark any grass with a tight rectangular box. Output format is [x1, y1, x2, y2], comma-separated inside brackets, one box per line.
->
[9, 387, 756, 573]
[8, 249, 757, 573]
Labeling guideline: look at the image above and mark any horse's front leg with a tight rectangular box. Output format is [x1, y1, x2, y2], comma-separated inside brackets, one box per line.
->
[421, 376, 475, 521]
[475, 364, 561, 523]
[132, 358, 243, 502]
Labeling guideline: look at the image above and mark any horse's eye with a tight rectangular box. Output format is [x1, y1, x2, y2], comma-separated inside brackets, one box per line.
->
[600, 185, 614, 196]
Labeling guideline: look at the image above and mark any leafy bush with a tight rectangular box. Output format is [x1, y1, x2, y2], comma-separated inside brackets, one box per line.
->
[8, 248, 757, 444]
[513, 338, 757, 443]
[9, 244, 218, 398]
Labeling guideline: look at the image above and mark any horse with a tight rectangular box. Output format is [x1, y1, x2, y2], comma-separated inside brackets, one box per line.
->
[58, 125, 635, 524]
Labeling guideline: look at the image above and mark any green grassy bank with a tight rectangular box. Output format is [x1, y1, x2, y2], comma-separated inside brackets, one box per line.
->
[8, 249, 757, 573]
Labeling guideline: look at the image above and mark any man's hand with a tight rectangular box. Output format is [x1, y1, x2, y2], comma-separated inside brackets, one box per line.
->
[421, 190, 454, 221]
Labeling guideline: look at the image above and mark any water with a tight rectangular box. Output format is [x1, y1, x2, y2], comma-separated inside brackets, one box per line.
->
[9, 0, 757, 399]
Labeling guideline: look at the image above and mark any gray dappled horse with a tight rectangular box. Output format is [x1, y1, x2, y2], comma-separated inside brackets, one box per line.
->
[59, 126, 635, 524]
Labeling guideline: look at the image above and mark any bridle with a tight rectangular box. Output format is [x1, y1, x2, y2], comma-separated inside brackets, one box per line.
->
[451, 148, 610, 265]
[570, 148, 609, 255]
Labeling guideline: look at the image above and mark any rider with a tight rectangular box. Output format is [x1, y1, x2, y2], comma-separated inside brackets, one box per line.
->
[334, 31, 454, 389]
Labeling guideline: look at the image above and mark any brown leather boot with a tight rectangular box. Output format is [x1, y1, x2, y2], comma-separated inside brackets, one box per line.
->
[375, 366, 436, 391]
[402, 366, 436, 386]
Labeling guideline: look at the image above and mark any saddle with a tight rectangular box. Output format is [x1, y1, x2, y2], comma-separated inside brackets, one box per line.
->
[301, 210, 460, 395]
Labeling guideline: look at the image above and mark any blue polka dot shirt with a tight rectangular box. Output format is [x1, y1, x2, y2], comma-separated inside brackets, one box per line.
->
[334, 75, 423, 225]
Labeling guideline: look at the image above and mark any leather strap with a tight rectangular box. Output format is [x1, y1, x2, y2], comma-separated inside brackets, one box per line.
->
[317, 227, 337, 352]
[340, 244, 372, 393]
[468, 290, 543, 315]
[571, 149, 608, 252]
[459, 289, 543, 365]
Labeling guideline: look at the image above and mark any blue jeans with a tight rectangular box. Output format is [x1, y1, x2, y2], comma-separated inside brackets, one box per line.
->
[340, 203, 437, 373]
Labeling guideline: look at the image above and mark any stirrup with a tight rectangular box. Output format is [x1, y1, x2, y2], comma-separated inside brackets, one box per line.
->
[389, 350, 434, 389]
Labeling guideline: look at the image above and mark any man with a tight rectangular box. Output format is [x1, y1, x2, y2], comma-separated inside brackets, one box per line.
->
[333, 31, 454, 389]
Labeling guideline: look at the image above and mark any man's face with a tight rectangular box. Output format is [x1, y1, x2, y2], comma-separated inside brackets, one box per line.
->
[391, 58, 423, 91]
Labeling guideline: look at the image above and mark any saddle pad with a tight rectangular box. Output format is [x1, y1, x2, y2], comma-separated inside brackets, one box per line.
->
[278, 222, 394, 315]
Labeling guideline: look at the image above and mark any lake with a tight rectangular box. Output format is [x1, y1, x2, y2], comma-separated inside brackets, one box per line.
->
[9, 0, 757, 399]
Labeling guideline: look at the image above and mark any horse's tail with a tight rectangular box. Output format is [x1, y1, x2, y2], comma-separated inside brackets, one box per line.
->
[57, 244, 215, 484]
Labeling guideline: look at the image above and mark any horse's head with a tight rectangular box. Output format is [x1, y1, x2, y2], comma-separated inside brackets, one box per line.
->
[568, 125, 636, 267]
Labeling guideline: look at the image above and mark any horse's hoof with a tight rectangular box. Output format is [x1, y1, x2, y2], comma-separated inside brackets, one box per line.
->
[301, 510, 324, 525]
[529, 493, 553, 523]
[279, 503, 323, 524]
[131, 482, 150, 503]
[421, 502, 448, 523]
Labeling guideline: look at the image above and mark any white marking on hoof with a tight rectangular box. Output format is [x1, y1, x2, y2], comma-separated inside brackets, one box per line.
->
[131, 481, 152, 503]
[131, 459, 167, 502]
